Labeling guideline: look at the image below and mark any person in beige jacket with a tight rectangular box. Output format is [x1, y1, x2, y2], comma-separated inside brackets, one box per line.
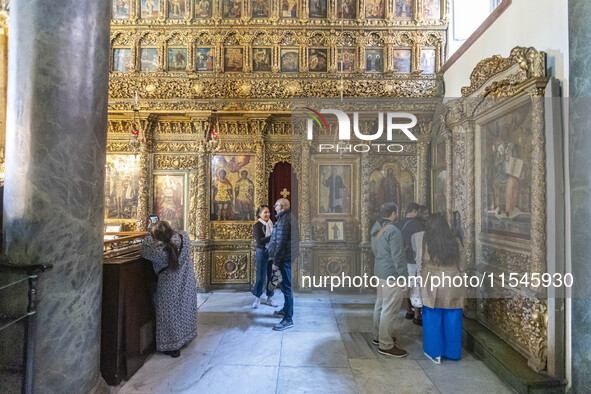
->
[420, 214, 466, 364]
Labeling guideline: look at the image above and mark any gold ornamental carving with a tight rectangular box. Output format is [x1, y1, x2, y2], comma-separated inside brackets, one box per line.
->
[192, 245, 210, 289]
[461, 47, 547, 98]
[317, 254, 354, 277]
[211, 223, 253, 239]
[154, 154, 199, 169]
[155, 142, 202, 152]
[189, 171, 198, 239]
[479, 296, 547, 372]
[213, 253, 249, 282]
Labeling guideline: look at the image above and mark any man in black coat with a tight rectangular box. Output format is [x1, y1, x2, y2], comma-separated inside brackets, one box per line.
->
[267, 198, 299, 330]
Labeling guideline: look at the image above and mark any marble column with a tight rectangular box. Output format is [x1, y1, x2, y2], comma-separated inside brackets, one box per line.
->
[569, 1, 591, 390]
[3, 1, 110, 393]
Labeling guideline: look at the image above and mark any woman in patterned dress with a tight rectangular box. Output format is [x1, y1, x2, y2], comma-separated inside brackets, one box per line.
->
[141, 221, 198, 357]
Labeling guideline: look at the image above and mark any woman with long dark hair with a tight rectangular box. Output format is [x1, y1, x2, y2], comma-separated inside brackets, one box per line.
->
[141, 221, 198, 357]
[420, 214, 466, 364]
[252, 205, 277, 308]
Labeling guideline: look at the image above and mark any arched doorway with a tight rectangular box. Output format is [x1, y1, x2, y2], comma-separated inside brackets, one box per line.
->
[268, 162, 298, 218]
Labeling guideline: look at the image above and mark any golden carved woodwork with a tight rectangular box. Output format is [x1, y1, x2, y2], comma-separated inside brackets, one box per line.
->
[446, 46, 549, 371]
[192, 245, 210, 288]
[154, 154, 199, 169]
[316, 253, 354, 277]
[108, 4, 448, 292]
[189, 171, 198, 239]
[479, 296, 548, 372]
[211, 223, 254, 239]
[461, 47, 547, 98]
[212, 252, 250, 283]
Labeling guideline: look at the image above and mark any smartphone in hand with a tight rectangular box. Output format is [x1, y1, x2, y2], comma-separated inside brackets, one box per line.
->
[149, 215, 159, 225]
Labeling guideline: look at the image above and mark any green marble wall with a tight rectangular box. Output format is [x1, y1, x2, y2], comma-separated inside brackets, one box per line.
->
[568, 0, 591, 391]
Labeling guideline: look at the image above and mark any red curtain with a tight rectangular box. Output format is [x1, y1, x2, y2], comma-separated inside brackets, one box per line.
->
[268, 162, 298, 218]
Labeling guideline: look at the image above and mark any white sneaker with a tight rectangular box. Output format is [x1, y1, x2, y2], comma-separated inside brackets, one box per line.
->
[424, 352, 441, 365]
[262, 296, 279, 307]
[252, 297, 260, 309]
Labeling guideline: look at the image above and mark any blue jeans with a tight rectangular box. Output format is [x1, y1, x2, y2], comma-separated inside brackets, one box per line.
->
[279, 260, 293, 321]
[253, 248, 274, 298]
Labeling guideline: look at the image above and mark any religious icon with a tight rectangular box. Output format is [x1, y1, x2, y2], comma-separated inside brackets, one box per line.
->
[309, 0, 327, 18]
[422, 0, 439, 19]
[337, 49, 355, 73]
[234, 170, 255, 220]
[210, 155, 255, 221]
[395, 0, 412, 18]
[337, 0, 356, 19]
[481, 104, 532, 238]
[252, 0, 269, 17]
[253, 48, 272, 72]
[168, 0, 185, 18]
[195, 0, 212, 18]
[141, 0, 159, 19]
[319, 165, 351, 214]
[365, 0, 384, 19]
[281, 49, 299, 72]
[140, 48, 159, 72]
[420, 49, 435, 74]
[392, 49, 411, 73]
[113, 0, 130, 19]
[308, 48, 328, 72]
[196, 47, 214, 71]
[104, 155, 140, 220]
[327, 220, 345, 242]
[369, 163, 414, 223]
[224, 48, 243, 72]
[223, 0, 242, 18]
[154, 174, 186, 230]
[168, 48, 187, 71]
[282, 0, 298, 18]
[431, 168, 447, 215]
[365, 49, 383, 73]
[113, 48, 132, 72]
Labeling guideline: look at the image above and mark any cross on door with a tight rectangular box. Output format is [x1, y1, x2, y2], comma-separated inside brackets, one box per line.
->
[280, 188, 290, 198]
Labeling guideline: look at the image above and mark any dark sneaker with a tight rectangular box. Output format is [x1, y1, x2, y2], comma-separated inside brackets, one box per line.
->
[273, 309, 285, 317]
[405, 311, 414, 320]
[372, 337, 397, 346]
[413, 318, 423, 326]
[163, 349, 181, 358]
[378, 346, 408, 358]
[273, 319, 294, 331]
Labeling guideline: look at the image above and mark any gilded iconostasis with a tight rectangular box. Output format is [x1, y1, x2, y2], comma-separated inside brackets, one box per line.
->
[106, 0, 449, 293]
[106, 1, 560, 375]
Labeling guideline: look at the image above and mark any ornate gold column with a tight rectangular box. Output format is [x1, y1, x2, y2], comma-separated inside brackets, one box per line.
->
[194, 135, 211, 291]
[298, 139, 312, 291]
[444, 129, 453, 222]
[417, 137, 429, 205]
[360, 151, 372, 283]
[135, 114, 155, 231]
[464, 120, 476, 267]
[300, 140, 311, 242]
[530, 90, 547, 275]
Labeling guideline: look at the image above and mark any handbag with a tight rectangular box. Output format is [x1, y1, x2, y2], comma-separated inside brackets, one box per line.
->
[268, 269, 283, 291]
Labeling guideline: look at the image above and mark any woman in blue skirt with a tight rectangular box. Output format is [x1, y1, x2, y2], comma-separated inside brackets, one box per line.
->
[420, 214, 466, 364]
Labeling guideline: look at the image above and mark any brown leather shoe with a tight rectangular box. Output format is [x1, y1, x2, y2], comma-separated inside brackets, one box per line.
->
[378, 346, 408, 358]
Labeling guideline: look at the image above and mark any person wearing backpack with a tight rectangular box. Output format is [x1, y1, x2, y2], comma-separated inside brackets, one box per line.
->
[397, 203, 425, 325]
[372, 202, 408, 358]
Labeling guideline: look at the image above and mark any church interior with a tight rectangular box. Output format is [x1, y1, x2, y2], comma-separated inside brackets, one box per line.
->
[1, 0, 590, 393]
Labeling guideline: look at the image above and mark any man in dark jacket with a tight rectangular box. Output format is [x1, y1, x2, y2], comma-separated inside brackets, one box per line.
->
[397, 202, 425, 323]
[267, 198, 299, 330]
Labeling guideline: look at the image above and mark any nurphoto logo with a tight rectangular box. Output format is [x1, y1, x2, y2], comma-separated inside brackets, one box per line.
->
[304, 107, 418, 153]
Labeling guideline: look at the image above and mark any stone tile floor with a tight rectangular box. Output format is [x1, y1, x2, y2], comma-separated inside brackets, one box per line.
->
[112, 291, 515, 394]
